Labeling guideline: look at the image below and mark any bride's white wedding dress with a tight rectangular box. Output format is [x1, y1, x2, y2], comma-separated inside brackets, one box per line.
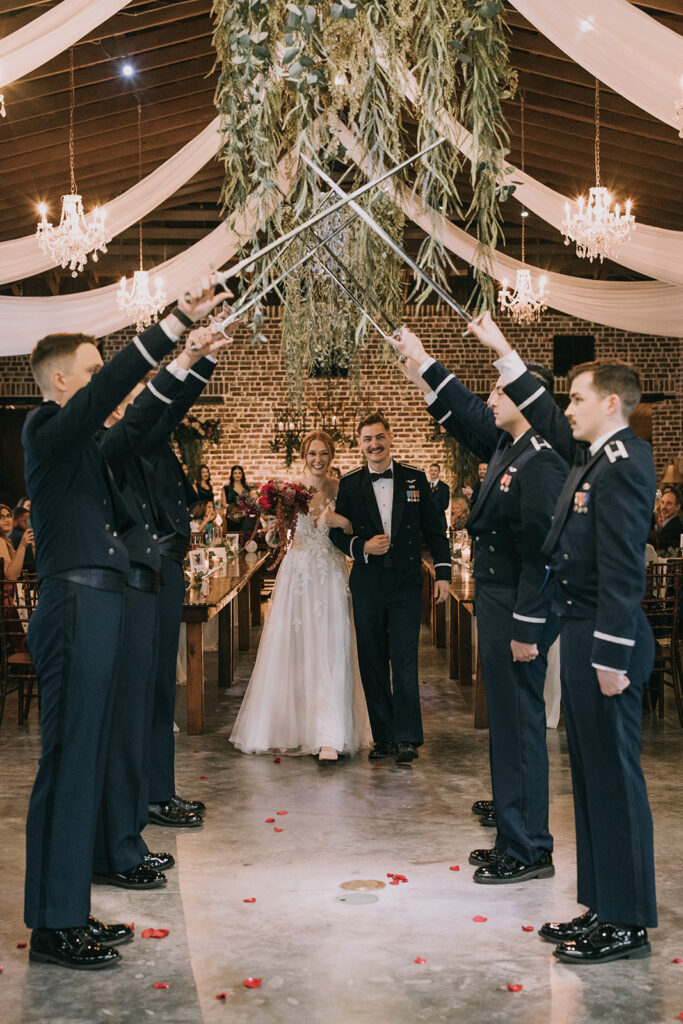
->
[229, 502, 371, 755]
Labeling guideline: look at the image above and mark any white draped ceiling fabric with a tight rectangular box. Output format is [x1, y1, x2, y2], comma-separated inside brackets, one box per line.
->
[329, 117, 683, 338]
[0, 0, 130, 89]
[508, 0, 683, 131]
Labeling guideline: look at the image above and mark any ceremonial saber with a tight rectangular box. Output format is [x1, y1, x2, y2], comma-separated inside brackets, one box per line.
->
[204, 135, 446, 296]
[301, 154, 473, 324]
[309, 249, 395, 341]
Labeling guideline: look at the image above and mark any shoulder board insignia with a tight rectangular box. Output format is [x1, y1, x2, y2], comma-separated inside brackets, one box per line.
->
[400, 462, 421, 472]
[530, 435, 551, 451]
[342, 466, 363, 477]
[604, 440, 629, 463]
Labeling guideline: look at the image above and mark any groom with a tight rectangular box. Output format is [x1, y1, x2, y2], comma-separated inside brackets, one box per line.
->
[330, 412, 451, 763]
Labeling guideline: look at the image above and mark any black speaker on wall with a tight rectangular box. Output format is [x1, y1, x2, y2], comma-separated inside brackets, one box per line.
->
[553, 334, 595, 377]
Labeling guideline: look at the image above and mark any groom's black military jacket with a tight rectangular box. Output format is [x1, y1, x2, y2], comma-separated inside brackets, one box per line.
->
[330, 460, 451, 582]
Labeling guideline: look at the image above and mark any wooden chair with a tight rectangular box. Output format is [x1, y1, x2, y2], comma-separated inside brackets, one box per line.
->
[0, 573, 39, 727]
[642, 559, 683, 723]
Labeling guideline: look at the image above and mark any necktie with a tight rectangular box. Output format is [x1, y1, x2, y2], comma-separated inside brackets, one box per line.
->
[370, 469, 393, 482]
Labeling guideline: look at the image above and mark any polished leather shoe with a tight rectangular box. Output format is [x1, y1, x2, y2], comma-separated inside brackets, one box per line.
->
[471, 799, 494, 815]
[539, 909, 599, 944]
[144, 850, 175, 871]
[148, 801, 203, 828]
[473, 850, 554, 884]
[479, 810, 497, 827]
[92, 863, 167, 889]
[395, 743, 419, 763]
[29, 927, 120, 970]
[553, 923, 650, 964]
[85, 915, 134, 946]
[368, 742, 396, 760]
[171, 793, 206, 814]
[468, 847, 502, 867]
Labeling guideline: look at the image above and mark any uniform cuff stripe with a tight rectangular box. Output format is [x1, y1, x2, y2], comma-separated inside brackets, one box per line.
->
[438, 411, 452, 425]
[349, 536, 358, 560]
[513, 613, 546, 623]
[517, 386, 545, 412]
[591, 663, 623, 673]
[593, 631, 635, 646]
[147, 381, 172, 404]
[189, 368, 210, 383]
[133, 335, 158, 367]
[434, 373, 455, 395]
[434, 562, 451, 569]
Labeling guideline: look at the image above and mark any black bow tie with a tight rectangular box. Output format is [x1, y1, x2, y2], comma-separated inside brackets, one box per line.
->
[370, 469, 393, 482]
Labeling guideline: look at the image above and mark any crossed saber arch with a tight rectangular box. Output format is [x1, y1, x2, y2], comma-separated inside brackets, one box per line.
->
[204, 136, 473, 349]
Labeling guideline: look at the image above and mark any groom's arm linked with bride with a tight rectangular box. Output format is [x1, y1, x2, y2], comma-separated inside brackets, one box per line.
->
[328, 413, 451, 761]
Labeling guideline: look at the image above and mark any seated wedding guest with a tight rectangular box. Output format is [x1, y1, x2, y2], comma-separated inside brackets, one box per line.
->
[9, 504, 36, 573]
[0, 503, 34, 580]
[469, 462, 488, 506]
[450, 497, 470, 531]
[194, 463, 214, 502]
[649, 488, 682, 553]
[192, 499, 218, 542]
[21, 274, 228, 971]
[16, 495, 31, 512]
[427, 463, 450, 532]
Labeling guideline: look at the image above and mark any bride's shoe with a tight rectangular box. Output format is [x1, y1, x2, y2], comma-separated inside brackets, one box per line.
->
[318, 747, 338, 762]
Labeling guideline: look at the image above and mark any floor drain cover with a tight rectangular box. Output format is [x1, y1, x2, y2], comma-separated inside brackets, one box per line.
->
[335, 893, 379, 905]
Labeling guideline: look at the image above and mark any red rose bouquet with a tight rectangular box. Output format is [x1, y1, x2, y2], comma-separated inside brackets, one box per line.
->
[255, 479, 314, 566]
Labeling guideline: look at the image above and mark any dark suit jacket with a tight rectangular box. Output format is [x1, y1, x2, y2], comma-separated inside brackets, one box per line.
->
[329, 461, 451, 583]
[428, 479, 450, 531]
[649, 514, 683, 553]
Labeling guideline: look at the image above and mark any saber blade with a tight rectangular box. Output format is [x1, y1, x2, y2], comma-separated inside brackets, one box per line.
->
[310, 252, 394, 340]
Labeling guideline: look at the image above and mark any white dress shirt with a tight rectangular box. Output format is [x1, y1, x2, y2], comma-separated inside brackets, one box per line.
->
[372, 460, 394, 538]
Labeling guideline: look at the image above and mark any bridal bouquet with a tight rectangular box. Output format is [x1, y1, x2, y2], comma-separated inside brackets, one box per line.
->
[255, 479, 314, 566]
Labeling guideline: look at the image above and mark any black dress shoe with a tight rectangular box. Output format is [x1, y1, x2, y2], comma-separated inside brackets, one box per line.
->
[29, 927, 120, 970]
[471, 799, 495, 815]
[395, 743, 419, 763]
[144, 850, 175, 871]
[553, 923, 650, 964]
[171, 793, 206, 814]
[479, 810, 497, 827]
[92, 863, 167, 890]
[85, 915, 134, 946]
[468, 847, 502, 867]
[148, 801, 203, 828]
[538, 909, 599, 944]
[473, 850, 554, 884]
[368, 742, 397, 760]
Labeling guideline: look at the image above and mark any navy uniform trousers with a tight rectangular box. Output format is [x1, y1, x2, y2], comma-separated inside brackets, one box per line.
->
[349, 568, 424, 746]
[24, 578, 124, 928]
[147, 555, 185, 805]
[561, 611, 656, 927]
[476, 584, 559, 864]
[93, 583, 159, 874]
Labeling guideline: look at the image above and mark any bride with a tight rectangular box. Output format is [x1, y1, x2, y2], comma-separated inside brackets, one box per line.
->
[229, 430, 370, 761]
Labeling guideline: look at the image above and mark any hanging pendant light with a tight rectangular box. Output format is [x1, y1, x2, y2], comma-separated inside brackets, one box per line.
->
[561, 79, 636, 263]
[499, 92, 548, 323]
[36, 48, 111, 276]
[117, 100, 167, 331]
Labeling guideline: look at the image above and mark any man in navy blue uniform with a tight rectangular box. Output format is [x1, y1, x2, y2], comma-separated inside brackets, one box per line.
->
[393, 327, 566, 884]
[329, 412, 451, 764]
[426, 463, 450, 532]
[469, 312, 657, 964]
[22, 277, 228, 970]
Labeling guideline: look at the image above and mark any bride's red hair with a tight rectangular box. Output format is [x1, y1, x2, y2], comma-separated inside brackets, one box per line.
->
[300, 429, 335, 463]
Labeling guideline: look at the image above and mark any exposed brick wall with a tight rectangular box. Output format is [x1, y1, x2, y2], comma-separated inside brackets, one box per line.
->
[2, 307, 681, 489]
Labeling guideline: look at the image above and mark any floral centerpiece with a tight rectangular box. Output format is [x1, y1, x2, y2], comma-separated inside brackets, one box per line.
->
[254, 479, 314, 566]
[172, 413, 222, 480]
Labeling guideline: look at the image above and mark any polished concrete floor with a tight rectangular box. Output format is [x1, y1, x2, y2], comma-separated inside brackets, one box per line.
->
[1, 619, 682, 1024]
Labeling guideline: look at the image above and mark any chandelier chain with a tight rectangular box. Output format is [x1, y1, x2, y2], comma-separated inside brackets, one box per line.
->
[594, 78, 600, 188]
[520, 90, 526, 264]
[68, 47, 76, 194]
[137, 100, 143, 270]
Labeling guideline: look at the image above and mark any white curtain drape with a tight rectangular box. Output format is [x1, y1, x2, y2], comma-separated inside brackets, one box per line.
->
[0, 147, 298, 356]
[0, 0, 130, 89]
[508, 0, 683, 131]
[391, 58, 683, 286]
[331, 117, 683, 338]
[0, 118, 221, 286]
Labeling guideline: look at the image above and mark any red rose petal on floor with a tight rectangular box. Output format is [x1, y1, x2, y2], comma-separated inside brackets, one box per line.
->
[265, 818, 275, 823]
[141, 928, 155, 939]
[153, 982, 169, 989]
[199, 775, 208, 780]
[387, 873, 394, 878]
[216, 992, 228, 1000]
[193, 750, 200, 753]
[277, 810, 288, 815]
[0, 966, 4, 972]
[130, 923, 135, 931]
[449, 866, 460, 871]
[16, 943, 27, 949]
[389, 879, 400, 885]
[273, 827, 284, 832]
[673, 958, 683, 964]
[472, 916, 487, 923]
[414, 957, 426, 964]
[243, 978, 262, 989]
[395, 875, 408, 882]
[521, 925, 535, 932]
[507, 983, 523, 992]
[420, 679, 427, 685]
[273, 758, 281, 763]
[154, 929, 170, 939]
[477, 738, 485, 743]
[243, 898, 256, 903]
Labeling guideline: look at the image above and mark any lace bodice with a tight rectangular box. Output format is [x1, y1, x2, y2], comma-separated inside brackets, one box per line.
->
[285, 502, 349, 598]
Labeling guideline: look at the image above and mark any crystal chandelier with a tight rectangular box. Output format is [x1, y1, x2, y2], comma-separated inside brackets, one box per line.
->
[561, 79, 635, 263]
[499, 92, 548, 323]
[117, 101, 167, 331]
[36, 48, 110, 276]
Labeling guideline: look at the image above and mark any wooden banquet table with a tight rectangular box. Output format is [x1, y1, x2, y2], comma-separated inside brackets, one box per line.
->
[181, 551, 269, 734]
